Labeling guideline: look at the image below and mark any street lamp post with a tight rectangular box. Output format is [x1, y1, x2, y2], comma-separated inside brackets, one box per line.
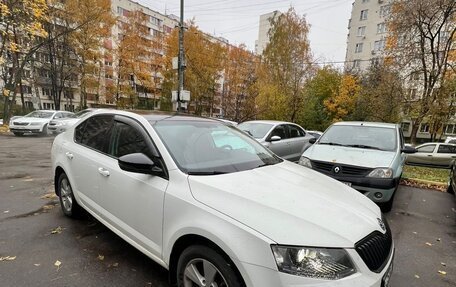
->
[177, 0, 185, 112]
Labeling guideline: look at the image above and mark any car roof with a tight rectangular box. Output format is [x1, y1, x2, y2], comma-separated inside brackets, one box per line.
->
[91, 109, 223, 124]
[332, 121, 398, 129]
[239, 120, 296, 125]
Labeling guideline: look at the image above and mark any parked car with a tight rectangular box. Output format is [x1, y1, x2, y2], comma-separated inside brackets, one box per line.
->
[48, 109, 95, 134]
[237, 120, 314, 162]
[445, 136, 456, 144]
[307, 130, 323, 139]
[447, 163, 456, 202]
[52, 111, 394, 287]
[9, 110, 74, 136]
[405, 142, 456, 168]
[299, 122, 416, 212]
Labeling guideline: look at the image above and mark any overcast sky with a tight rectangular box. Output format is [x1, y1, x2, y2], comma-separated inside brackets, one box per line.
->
[138, 0, 353, 64]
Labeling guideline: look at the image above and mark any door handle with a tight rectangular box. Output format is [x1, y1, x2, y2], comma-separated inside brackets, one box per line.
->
[427, 154, 433, 157]
[98, 168, 110, 177]
[65, 152, 74, 159]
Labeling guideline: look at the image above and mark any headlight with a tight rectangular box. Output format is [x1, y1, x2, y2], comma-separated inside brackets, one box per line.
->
[30, 122, 42, 126]
[367, 168, 393, 178]
[54, 122, 66, 126]
[298, 156, 312, 168]
[271, 245, 356, 280]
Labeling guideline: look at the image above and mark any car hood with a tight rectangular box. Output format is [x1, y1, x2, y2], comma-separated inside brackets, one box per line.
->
[13, 117, 50, 123]
[304, 144, 396, 168]
[51, 118, 79, 124]
[187, 161, 383, 247]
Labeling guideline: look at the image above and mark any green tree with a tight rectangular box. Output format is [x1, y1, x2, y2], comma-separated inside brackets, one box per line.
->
[300, 66, 341, 131]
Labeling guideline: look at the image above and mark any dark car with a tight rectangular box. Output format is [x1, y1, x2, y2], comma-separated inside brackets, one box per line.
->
[448, 163, 456, 201]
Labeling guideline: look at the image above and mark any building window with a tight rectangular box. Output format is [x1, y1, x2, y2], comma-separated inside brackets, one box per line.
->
[357, 26, 366, 37]
[163, 26, 173, 34]
[377, 23, 386, 34]
[42, 88, 51, 97]
[353, 60, 361, 69]
[22, 86, 32, 94]
[419, 123, 430, 133]
[360, 10, 368, 20]
[355, 43, 363, 53]
[362, 0, 370, 2]
[39, 69, 50, 78]
[380, 5, 391, 17]
[445, 124, 456, 135]
[117, 7, 129, 16]
[410, 72, 420, 81]
[374, 40, 385, 52]
[150, 16, 162, 26]
[401, 122, 410, 132]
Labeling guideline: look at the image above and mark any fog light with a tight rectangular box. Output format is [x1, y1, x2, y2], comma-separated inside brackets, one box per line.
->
[374, 192, 383, 199]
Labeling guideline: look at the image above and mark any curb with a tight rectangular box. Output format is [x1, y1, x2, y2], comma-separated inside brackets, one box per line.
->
[400, 177, 447, 192]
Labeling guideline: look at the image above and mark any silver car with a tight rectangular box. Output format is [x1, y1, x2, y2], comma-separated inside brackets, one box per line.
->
[237, 120, 314, 162]
[48, 109, 96, 134]
[405, 142, 456, 168]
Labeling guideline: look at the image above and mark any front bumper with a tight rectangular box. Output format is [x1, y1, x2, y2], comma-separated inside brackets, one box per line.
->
[10, 127, 43, 134]
[239, 246, 395, 287]
[329, 174, 399, 203]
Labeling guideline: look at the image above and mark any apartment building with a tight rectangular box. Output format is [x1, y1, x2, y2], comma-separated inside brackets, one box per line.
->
[345, 0, 391, 71]
[255, 10, 281, 55]
[2, 0, 179, 112]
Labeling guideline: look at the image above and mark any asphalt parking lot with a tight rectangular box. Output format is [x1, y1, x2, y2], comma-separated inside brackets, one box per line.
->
[0, 133, 455, 287]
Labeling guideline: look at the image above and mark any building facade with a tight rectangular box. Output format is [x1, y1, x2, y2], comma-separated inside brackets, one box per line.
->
[255, 11, 281, 55]
[345, 0, 390, 72]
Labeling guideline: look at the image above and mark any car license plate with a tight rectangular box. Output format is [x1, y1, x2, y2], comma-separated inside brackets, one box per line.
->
[382, 256, 394, 287]
[341, 181, 352, 187]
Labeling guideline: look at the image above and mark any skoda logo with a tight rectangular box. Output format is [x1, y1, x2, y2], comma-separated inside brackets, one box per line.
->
[334, 166, 341, 174]
[377, 218, 386, 232]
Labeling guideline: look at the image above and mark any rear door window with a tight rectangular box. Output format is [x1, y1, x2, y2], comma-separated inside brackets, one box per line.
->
[438, 144, 456, 154]
[78, 115, 113, 153]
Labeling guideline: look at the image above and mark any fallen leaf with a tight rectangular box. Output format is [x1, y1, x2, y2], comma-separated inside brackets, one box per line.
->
[3, 210, 9, 214]
[438, 270, 447, 275]
[425, 242, 433, 246]
[0, 256, 16, 261]
[97, 254, 104, 261]
[51, 226, 63, 234]
[42, 205, 54, 210]
[34, 263, 40, 267]
[40, 193, 57, 200]
[436, 238, 441, 242]
[112, 262, 119, 267]
[412, 232, 417, 235]
[441, 262, 447, 266]
[54, 260, 62, 270]
[414, 274, 420, 279]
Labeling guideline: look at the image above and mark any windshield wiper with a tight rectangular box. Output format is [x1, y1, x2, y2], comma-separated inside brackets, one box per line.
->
[345, 144, 383, 150]
[242, 130, 253, 136]
[187, 171, 229, 175]
[318, 142, 346, 147]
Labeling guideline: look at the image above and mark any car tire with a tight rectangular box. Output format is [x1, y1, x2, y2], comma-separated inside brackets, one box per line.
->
[40, 124, 48, 136]
[177, 245, 244, 287]
[13, 132, 24, 137]
[379, 183, 398, 213]
[448, 176, 455, 195]
[57, 172, 81, 218]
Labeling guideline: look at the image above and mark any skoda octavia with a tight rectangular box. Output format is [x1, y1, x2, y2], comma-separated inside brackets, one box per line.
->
[51, 110, 394, 287]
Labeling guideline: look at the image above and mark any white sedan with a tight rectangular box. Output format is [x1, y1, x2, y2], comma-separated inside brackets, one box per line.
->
[52, 110, 394, 287]
[48, 109, 95, 134]
[9, 110, 74, 136]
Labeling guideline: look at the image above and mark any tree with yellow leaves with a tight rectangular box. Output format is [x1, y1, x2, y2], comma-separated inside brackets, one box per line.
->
[386, 0, 455, 143]
[324, 74, 361, 122]
[163, 22, 226, 115]
[257, 7, 313, 122]
[1, 0, 48, 121]
[113, 10, 159, 108]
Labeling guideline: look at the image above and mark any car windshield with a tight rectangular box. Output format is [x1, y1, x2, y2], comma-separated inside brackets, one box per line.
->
[318, 125, 397, 152]
[237, 122, 273, 139]
[24, 111, 54, 119]
[153, 120, 282, 175]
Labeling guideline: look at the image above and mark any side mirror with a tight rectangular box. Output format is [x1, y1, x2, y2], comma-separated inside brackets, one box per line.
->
[269, 135, 281, 142]
[309, 137, 317, 144]
[401, 146, 417, 154]
[118, 153, 162, 175]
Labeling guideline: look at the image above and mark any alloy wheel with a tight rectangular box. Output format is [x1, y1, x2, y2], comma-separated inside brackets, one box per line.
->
[183, 258, 228, 287]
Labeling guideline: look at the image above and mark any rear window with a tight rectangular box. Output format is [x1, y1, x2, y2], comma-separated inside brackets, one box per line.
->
[237, 122, 273, 139]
